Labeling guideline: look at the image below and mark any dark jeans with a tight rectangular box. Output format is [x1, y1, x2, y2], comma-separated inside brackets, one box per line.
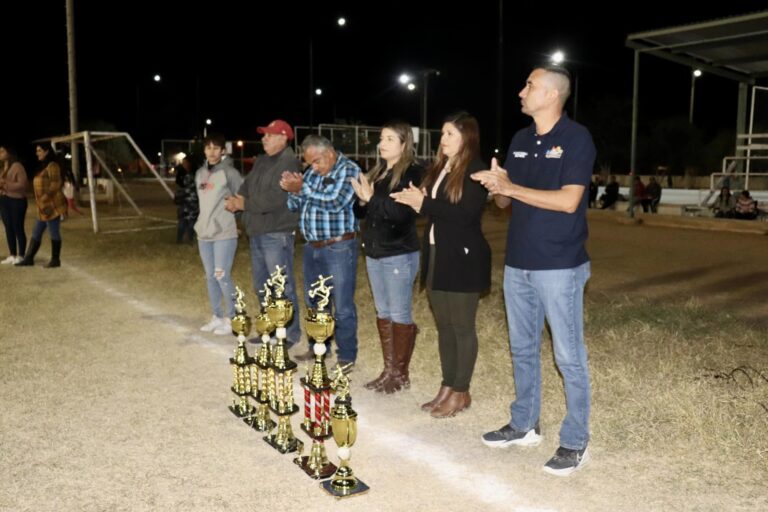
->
[426, 245, 480, 392]
[177, 217, 196, 243]
[1, 196, 27, 256]
[32, 217, 61, 242]
[303, 238, 358, 362]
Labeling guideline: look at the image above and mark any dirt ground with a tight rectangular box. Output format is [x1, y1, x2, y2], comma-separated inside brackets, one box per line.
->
[1, 204, 766, 512]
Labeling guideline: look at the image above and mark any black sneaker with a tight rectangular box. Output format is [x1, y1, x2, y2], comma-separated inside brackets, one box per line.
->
[481, 422, 542, 448]
[543, 446, 590, 476]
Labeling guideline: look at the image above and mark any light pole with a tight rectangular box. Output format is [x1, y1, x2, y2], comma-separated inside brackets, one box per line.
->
[135, 74, 161, 137]
[236, 140, 244, 173]
[203, 118, 212, 138]
[689, 69, 702, 124]
[550, 50, 578, 121]
[309, 17, 347, 128]
[399, 69, 440, 153]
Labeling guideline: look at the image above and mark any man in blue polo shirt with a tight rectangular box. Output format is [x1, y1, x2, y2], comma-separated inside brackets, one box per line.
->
[280, 134, 360, 366]
[473, 65, 596, 476]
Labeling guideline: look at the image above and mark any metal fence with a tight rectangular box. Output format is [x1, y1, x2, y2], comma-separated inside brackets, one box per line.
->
[293, 124, 442, 170]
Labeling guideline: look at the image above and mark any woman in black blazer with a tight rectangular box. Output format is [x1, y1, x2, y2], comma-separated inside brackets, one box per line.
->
[391, 111, 491, 418]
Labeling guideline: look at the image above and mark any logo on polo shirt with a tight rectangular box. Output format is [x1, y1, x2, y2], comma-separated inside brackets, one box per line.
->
[545, 146, 564, 159]
[513, 151, 528, 158]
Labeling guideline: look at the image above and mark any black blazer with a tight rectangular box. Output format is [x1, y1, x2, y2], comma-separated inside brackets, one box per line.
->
[354, 164, 423, 259]
[420, 158, 491, 293]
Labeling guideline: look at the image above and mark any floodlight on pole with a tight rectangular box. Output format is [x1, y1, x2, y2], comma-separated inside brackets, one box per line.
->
[690, 69, 702, 124]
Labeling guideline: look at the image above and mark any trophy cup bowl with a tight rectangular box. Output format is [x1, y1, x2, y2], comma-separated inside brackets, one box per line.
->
[267, 298, 294, 328]
[254, 312, 276, 335]
[231, 313, 251, 337]
[321, 398, 369, 497]
[306, 309, 336, 343]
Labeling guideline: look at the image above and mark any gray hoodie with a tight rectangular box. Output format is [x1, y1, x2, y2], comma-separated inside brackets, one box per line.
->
[194, 158, 244, 241]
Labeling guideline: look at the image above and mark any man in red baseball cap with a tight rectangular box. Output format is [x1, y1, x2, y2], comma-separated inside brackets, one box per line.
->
[225, 119, 304, 347]
[256, 119, 294, 141]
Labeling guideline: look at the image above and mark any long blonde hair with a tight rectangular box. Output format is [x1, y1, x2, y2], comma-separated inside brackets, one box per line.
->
[367, 121, 416, 191]
[421, 112, 480, 204]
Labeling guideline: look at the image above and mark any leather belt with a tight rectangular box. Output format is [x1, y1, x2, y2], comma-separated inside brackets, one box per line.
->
[309, 232, 356, 249]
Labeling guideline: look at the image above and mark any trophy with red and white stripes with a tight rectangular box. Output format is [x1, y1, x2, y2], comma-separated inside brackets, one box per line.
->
[294, 275, 337, 478]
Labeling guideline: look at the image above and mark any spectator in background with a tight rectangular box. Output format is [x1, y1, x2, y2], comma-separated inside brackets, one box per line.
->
[711, 186, 735, 218]
[733, 190, 758, 220]
[16, 142, 67, 268]
[0, 144, 29, 264]
[174, 157, 198, 243]
[588, 177, 598, 208]
[645, 177, 662, 214]
[599, 176, 619, 209]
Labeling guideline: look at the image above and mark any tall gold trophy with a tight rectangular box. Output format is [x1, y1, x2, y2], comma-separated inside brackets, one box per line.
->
[244, 283, 276, 432]
[295, 275, 337, 479]
[263, 266, 302, 454]
[228, 287, 256, 418]
[321, 363, 369, 498]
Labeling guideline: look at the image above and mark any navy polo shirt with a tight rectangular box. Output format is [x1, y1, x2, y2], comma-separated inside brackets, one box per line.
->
[502, 114, 596, 270]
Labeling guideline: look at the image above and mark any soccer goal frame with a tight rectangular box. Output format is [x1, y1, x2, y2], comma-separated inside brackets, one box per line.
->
[45, 131, 174, 233]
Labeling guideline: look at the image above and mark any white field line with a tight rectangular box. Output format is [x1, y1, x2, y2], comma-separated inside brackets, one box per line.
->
[64, 263, 555, 512]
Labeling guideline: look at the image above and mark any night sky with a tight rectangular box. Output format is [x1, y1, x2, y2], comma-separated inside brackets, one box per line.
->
[4, 1, 767, 168]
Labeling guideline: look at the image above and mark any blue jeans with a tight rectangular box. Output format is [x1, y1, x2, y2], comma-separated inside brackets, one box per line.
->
[198, 238, 238, 319]
[365, 251, 419, 324]
[504, 262, 591, 450]
[303, 238, 358, 362]
[32, 218, 62, 242]
[249, 231, 301, 344]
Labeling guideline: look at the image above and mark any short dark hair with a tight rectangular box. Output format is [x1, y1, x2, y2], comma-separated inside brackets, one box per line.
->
[538, 64, 572, 82]
[203, 133, 226, 148]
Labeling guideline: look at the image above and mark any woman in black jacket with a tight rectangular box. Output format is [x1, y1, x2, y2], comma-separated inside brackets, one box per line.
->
[351, 121, 424, 394]
[391, 112, 491, 418]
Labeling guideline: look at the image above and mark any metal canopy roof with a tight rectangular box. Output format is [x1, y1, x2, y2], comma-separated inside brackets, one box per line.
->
[626, 10, 768, 83]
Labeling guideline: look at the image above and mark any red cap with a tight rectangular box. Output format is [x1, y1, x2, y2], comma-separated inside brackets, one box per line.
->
[257, 119, 294, 140]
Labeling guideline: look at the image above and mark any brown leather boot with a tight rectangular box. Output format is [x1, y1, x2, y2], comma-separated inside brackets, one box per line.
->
[364, 318, 394, 390]
[420, 385, 452, 412]
[430, 390, 471, 418]
[379, 322, 417, 394]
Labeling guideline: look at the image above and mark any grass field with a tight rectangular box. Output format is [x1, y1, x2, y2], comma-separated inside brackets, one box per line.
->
[1, 182, 766, 511]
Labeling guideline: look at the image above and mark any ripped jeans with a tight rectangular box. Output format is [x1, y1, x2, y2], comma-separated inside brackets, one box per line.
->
[198, 238, 238, 319]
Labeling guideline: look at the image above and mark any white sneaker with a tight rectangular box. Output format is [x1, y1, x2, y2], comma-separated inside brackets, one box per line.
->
[1, 256, 16, 265]
[200, 316, 224, 332]
[213, 317, 232, 336]
[13, 256, 23, 264]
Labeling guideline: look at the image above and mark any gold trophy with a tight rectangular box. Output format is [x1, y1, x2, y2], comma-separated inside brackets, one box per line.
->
[228, 287, 256, 418]
[263, 266, 301, 454]
[321, 363, 369, 498]
[295, 275, 337, 479]
[245, 283, 276, 432]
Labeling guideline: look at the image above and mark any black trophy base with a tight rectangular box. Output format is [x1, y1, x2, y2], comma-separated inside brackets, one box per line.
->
[244, 415, 275, 432]
[321, 478, 370, 498]
[263, 434, 301, 454]
[300, 423, 332, 439]
[229, 405, 255, 418]
[296, 457, 337, 479]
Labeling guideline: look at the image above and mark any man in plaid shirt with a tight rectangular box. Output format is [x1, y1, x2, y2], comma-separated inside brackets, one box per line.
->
[280, 134, 361, 366]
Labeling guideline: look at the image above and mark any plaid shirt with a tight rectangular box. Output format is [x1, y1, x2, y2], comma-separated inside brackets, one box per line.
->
[287, 152, 360, 242]
[33, 162, 68, 221]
